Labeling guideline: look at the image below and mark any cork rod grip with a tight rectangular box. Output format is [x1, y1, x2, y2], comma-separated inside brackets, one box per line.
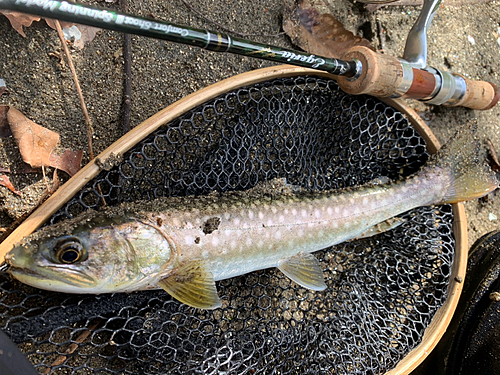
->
[451, 75, 500, 110]
[336, 46, 404, 97]
[337, 46, 499, 110]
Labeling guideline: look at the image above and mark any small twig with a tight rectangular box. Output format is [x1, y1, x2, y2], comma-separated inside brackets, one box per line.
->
[366, 0, 493, 12]
[41, 165, 49, 192]
[53, 20, 95, 160]
[376, 19, 386, 52]
[54, 20, 107, 207]
[121, 0, 132, 135]
[486, 139, 500, 172]
[180, 0, 285, 38]
[42, 319, 102, 375]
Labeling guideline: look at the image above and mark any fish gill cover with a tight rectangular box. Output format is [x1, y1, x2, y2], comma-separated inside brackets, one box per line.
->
[0, 76, 454, 374]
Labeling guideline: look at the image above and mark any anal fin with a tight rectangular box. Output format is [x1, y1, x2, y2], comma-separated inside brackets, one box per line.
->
[158, 260, 222, 310]
[278, 252, 326, 291]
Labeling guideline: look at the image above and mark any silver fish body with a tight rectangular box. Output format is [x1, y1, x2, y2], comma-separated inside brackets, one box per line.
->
[148, 174, 438, 283]
[6, 125, 499, 309]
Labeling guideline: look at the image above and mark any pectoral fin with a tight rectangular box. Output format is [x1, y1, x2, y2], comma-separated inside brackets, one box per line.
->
[158, 260, 222, 310]
[278, 252, 326, 291]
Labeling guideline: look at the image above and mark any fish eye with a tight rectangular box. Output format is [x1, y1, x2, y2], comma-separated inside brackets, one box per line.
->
[54, 237, 86, 264]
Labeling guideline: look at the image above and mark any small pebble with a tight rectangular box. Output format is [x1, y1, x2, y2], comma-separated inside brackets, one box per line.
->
[489, 213, 497, 221]
[467, 35, 476, 46]
[489, 292, 500, 302]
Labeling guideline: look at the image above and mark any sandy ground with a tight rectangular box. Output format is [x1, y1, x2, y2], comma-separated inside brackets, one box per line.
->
[0, 0, 499, 373]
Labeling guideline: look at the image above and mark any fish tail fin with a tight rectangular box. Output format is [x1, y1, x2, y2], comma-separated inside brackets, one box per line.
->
[431, 123, 498, 204]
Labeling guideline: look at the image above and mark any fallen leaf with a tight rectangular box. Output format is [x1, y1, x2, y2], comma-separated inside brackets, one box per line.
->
[49, 149, 84, 177]
[0, 105, 83, 176]
[0, 175, 21, 196]
[45, 20, 101, 49]
[17, 165, 43, 174]
[73, 25, 102, 49]
[0, 11, 99, 48]
[0, 168, 10, 173]
[3, 105, 59, 168]
[283, 0, 374, 59]
[0, 10, 41, 37]
[42, 18, 75, 31]
[0, 105, 12, 138]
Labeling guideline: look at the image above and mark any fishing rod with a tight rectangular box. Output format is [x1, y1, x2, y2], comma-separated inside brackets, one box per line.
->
[0, 0, 498, 110]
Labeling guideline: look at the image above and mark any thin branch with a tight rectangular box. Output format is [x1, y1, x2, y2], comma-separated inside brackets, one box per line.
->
[53, 20, 95, 160]
[180, 0, 285, 38]
[366, 0, 494, 12]
[121, 0, 132, 135]
[376, 18, 386, 52]
[54, 20, 107, 207]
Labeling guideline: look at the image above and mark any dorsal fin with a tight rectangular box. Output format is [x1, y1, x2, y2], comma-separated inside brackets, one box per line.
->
[158, 260, 222, 309]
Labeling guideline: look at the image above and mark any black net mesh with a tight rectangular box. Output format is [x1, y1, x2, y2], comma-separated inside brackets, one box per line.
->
[0, 76, 455, 374]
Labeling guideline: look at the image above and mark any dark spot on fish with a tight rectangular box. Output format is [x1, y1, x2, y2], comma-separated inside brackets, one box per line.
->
[203, 217, 221, 235]
[195, 237, 201, 244]
[262, 224, 266, 228]
[157, 217, 163, 226]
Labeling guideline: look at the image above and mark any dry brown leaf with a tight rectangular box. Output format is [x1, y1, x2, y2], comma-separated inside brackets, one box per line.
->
[0, 175, 21, 196]
[3, 105, 60, 168]
[0, 11, 99, 48]
[283, 0, 374, 59]
[0, 10, 41, 38]
[1, 106, 83, 176]
[49, 149, 84, 177]
[0, 105, 12, 138]
[43, 18, 76, 31]
[73, 25, 102, 49]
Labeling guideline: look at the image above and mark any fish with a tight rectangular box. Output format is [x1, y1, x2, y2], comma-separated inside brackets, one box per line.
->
[5, 125, 498, 309]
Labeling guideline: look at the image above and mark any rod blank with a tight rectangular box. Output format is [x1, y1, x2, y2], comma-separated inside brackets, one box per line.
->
[0, 0, 358, 77]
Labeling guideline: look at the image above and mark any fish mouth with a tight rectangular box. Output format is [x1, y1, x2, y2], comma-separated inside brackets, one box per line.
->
[8, 264, 97, 290]
[8, 265, 39, 277]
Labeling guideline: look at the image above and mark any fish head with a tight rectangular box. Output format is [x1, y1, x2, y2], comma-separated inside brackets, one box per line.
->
[6, 215, 172, 294]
